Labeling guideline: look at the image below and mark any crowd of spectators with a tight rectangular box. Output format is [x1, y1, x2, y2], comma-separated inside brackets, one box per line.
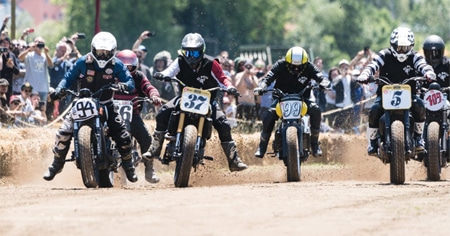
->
[0, 15, 376, 134]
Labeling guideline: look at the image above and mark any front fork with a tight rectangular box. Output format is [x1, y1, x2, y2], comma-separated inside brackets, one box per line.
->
[383, 111, 412, 156]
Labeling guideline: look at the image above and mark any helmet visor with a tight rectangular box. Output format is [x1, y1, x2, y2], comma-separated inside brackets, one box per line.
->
[183, 49, 202, 59]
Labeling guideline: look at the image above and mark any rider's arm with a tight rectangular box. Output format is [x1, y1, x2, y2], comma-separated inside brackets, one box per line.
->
[158, 58, 181, 78]
[139, 73, 160, 98]
[412, 53, 434, 75]
[211, 59, 232, 88]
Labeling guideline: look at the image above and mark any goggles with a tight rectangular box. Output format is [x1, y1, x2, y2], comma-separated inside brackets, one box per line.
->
[96, 49, 111, 57]
[183, 49, 201, 59]
[395, 45, 412, 54]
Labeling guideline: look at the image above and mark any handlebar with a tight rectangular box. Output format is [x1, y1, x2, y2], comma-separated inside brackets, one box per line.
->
[371, 76, 426, 85]
[161, 76, 239, 96]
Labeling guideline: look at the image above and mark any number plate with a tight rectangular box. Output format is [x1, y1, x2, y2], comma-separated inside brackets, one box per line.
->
[180, 87, 211, 115]
[71, 98, 98, 121]
[114, 100, 133, 122]
[423, 90, 445, 111]
[382, 85, 411, 110]
[280, 100, 302, 119]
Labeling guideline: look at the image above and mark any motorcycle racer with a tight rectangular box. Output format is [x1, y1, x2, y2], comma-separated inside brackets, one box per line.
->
[357, 27, 436, 156]
[254, 46, 329, 158]
[142, 33, 247, 172]
[114, 49, 162, 183]
[43, 32, 138, 182]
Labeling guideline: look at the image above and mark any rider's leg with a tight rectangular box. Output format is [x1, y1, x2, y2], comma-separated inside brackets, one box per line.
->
[43, 116, 73, 181]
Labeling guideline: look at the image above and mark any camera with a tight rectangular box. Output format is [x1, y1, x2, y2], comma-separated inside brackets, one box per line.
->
[0, 47, 8, 53]
[77, 33, 86, 39]
[146, 31, 156, 37]
[36, 42, 45, 49]
[245, 64, 253, 70]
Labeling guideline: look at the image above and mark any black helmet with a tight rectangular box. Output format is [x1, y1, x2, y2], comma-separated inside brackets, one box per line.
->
[428, 82, 441, 91]
[181, 33, 205, 68]
[423, 35, 445, 67]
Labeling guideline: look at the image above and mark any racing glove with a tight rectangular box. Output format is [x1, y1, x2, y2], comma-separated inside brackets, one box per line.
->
[116, 83, 128, 93]
[227, 86, 239, 96]
[356, 74, 369, 84]
[425, 71, 436, 82]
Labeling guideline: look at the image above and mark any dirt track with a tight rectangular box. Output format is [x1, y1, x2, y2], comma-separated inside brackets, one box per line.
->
[1, 124, 450, 235]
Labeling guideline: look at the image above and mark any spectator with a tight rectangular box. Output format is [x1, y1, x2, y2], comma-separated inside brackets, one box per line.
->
[49, 42, 73, 114]
[0, 37, 20, 102]
[323, 67, 339, 129]
[349, 46, 376, 70]
[64, 33, 83, 63]
[149, 50, 177, 101]
[10, 39, 27, 95]
[333, 59, 360, 133]
[234, 59, 259, 121]
[350, 69, 363, 135]
[0, 78, 14, 126]
[18, 36, 53, 113]
[8, 83, 34, 126]
[313, 57, 328, 112]
[29, 92, 46, 126]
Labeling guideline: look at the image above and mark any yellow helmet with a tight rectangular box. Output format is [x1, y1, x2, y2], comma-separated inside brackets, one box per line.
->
[285, 46, 309, 76]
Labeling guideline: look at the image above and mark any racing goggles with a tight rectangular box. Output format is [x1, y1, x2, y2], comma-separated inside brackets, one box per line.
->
[395, 45, 412, 54]
[96, 49, 111, 57]
[183, 49, 202, 59]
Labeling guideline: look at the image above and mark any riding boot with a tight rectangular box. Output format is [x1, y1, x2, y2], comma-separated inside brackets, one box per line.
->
[43, 157, 65, 181]
[221, 141, 248, 172]
[310, 128, 322, 157]
[122, 154, 138, 182]
[144, 158, 160, 183]
[43, 146, 70, 181]
[254, 132, 271, 158]
[414, 122, 426, 152]
[142, 131, 166, 160]
[367, 127, 379, 156]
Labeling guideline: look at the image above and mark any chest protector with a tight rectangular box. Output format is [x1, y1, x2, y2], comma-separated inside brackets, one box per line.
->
[78, 55, 116, 102]
[177, 56, 220, 100]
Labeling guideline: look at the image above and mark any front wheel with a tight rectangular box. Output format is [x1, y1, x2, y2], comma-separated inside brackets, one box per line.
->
[286, 126, 301, 182]
[174, 125, 196, 187]
[78, 125, 99, 188]
[390, 121, 405, 184]
[426, 122, 441, 181]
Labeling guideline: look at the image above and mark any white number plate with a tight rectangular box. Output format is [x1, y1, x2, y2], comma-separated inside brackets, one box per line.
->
[180, 87, 211, 115]
[114, 100, 133, 122]
[382, 85, 411, 110]
[280, 100, 302, 119]
[423, 90, 445, 111]
[71, 98, 98, 121]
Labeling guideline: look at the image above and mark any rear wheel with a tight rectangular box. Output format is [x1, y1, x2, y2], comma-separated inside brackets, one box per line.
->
[79, 125, 99, 188]
[174, 125, 196, 187]
[390, 121, 405, 184]
[286, 126, 301, 182]
[426, 122, 441, 181]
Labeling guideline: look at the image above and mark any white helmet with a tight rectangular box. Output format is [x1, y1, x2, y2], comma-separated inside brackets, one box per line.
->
[91, 31, 117, 68]
[389, 27, 415, 62]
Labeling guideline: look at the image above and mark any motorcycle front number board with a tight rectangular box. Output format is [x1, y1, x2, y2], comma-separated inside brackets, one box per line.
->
[381, 84, 411, 110]
[180, 87, 211, 115]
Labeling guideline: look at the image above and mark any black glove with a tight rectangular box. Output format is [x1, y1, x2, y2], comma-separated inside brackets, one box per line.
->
[50, 88, 65, 100]
[154, 72, 164, 81]
[116, 83, 128, 93]
[227, 86, 239, 96]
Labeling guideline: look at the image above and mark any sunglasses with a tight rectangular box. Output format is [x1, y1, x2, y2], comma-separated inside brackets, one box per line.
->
[23, 89, 32, 93]
[183, 50, 201, 59]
